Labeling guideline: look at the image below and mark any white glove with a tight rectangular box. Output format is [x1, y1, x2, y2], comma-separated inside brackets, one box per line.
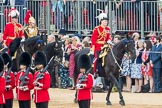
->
[21, 38, 25, 42]
[107, 40, 114, 45]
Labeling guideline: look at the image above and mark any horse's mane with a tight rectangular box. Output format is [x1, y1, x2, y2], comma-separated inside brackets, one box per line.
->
[24, 36, 40, 46]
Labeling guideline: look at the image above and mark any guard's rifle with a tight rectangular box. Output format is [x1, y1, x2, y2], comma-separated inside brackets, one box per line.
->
[77, 67, 93, 84]
[19, 66, 31, 87]
[35, 56, 54, 84]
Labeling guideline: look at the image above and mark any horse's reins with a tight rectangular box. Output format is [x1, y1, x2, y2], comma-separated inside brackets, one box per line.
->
[110, 48, 123, 72]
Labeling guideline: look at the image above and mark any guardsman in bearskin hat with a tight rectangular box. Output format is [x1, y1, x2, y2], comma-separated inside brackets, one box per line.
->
[24, 10, 38, 39]
[16, 52, 33, 108]
[90, 12, 112, 75]
[1, 53, 15, 108]
[33, 51, 50, 108]
[76, 54, 93, 108]
[3, 8, 25, 47]
[0, 55, 6, 107]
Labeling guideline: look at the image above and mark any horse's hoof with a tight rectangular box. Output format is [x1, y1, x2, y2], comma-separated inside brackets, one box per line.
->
[119, 100, 125, 106]
[106, 101, 112, 105]
[74, 98, 78, 103]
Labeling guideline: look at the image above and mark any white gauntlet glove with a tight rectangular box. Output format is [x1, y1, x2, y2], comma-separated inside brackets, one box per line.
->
[107, 40, 114, 46]
[21, 38, 25, 42]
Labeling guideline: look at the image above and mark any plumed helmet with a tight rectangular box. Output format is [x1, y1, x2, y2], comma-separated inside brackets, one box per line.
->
[0, 56, 4, 72]
[77, 54, 91, 71]
[8, 8, 19, 18]
[34, 51, 47, 67]
[19, 52, 31, 67]
[28, 16, 36, 24]
[1, 53, 12, 68]
[58, 28, 66, 35]
[24, 10, 32, 24]
[96, 12, 108, 22]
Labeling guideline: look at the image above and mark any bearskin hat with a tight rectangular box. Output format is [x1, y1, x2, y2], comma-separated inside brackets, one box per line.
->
[34, 51, 47, 67]
[1, 53, 12, 68]
[9, 38, 21, 57]
[77, 54, 91, 71]
[19, 52, 31, 67]
[0, 56, 4, 72]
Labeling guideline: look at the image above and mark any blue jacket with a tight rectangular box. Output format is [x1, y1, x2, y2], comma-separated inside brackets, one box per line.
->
[150, 44, 162, 68]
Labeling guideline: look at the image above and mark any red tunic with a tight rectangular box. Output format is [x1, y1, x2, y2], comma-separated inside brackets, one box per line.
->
[3, 71, 15, 100]
[33, 71, 50, 103]
[0, 76, 6, 104]
[16, 71, 33, 101]
[3, 22, 24, 47]
[91, 25, 111, 73]
[91, 25, 111, 51]
[77, 73, 93, 101]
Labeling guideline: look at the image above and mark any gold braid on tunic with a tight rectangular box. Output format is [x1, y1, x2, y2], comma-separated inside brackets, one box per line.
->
[24, 26, 38, 38]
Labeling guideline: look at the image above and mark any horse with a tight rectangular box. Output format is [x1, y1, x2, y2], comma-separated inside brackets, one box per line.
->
[74, 37, 136, 106]
[10, 35, 47, 72]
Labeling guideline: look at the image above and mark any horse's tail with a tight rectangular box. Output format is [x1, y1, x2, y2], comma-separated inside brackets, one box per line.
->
[9, 38, 21, 57]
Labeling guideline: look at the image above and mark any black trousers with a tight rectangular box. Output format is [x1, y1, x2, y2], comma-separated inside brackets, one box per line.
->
[78, 100, 90, 108]
[36, 102, 48, 108]
[18, 100, 31, 108]
[3, 99, 13, 108]
[0, 104, 3, 108]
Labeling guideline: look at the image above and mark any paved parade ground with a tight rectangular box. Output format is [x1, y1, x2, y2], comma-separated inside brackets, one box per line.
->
[12, 88, 162, 108]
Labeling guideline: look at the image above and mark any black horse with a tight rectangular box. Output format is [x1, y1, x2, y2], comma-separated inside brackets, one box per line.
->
[10, 35, 47, 72]
[104, 38, 136, 106]
[74, 37, 136, 106]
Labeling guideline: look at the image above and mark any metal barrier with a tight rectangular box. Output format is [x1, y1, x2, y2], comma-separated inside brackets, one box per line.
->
[0, 0, 161, 37]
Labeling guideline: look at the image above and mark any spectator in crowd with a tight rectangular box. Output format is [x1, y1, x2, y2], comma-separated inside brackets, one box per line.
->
[63, 37, 71, 62]
[141, 40, 153, 93]
[47, 34, 56, 88]
[24, 16, 38, 39]
[3, 9, 25, 47]
[47, 34, 55, 43]
[0, 56, 5, 108]
[131, 40, 144, 93]
[121, 53, 132, 92]
[56, 28, 66, 42]
[58, 61, 70, 89]
[67, 36, 81, 90]
[150, 36, 162, 93]
[113, 35, 121, 44]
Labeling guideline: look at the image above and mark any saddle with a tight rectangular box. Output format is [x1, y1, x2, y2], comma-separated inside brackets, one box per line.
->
[99, 44, 111, 66]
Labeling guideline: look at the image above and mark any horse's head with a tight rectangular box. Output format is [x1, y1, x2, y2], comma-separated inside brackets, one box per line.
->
[43, 41, 63, 65]
[122, 37, 136, 61]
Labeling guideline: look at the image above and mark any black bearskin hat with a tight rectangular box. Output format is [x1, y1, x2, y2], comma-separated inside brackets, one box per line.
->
[34, 51, 47, 67]
[9, 38, 21, 57]
[19, 52, 31, 67]
[77, 54, 91, 71]
[1, 53, 12, 68]
[0, 56, 4, 72]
